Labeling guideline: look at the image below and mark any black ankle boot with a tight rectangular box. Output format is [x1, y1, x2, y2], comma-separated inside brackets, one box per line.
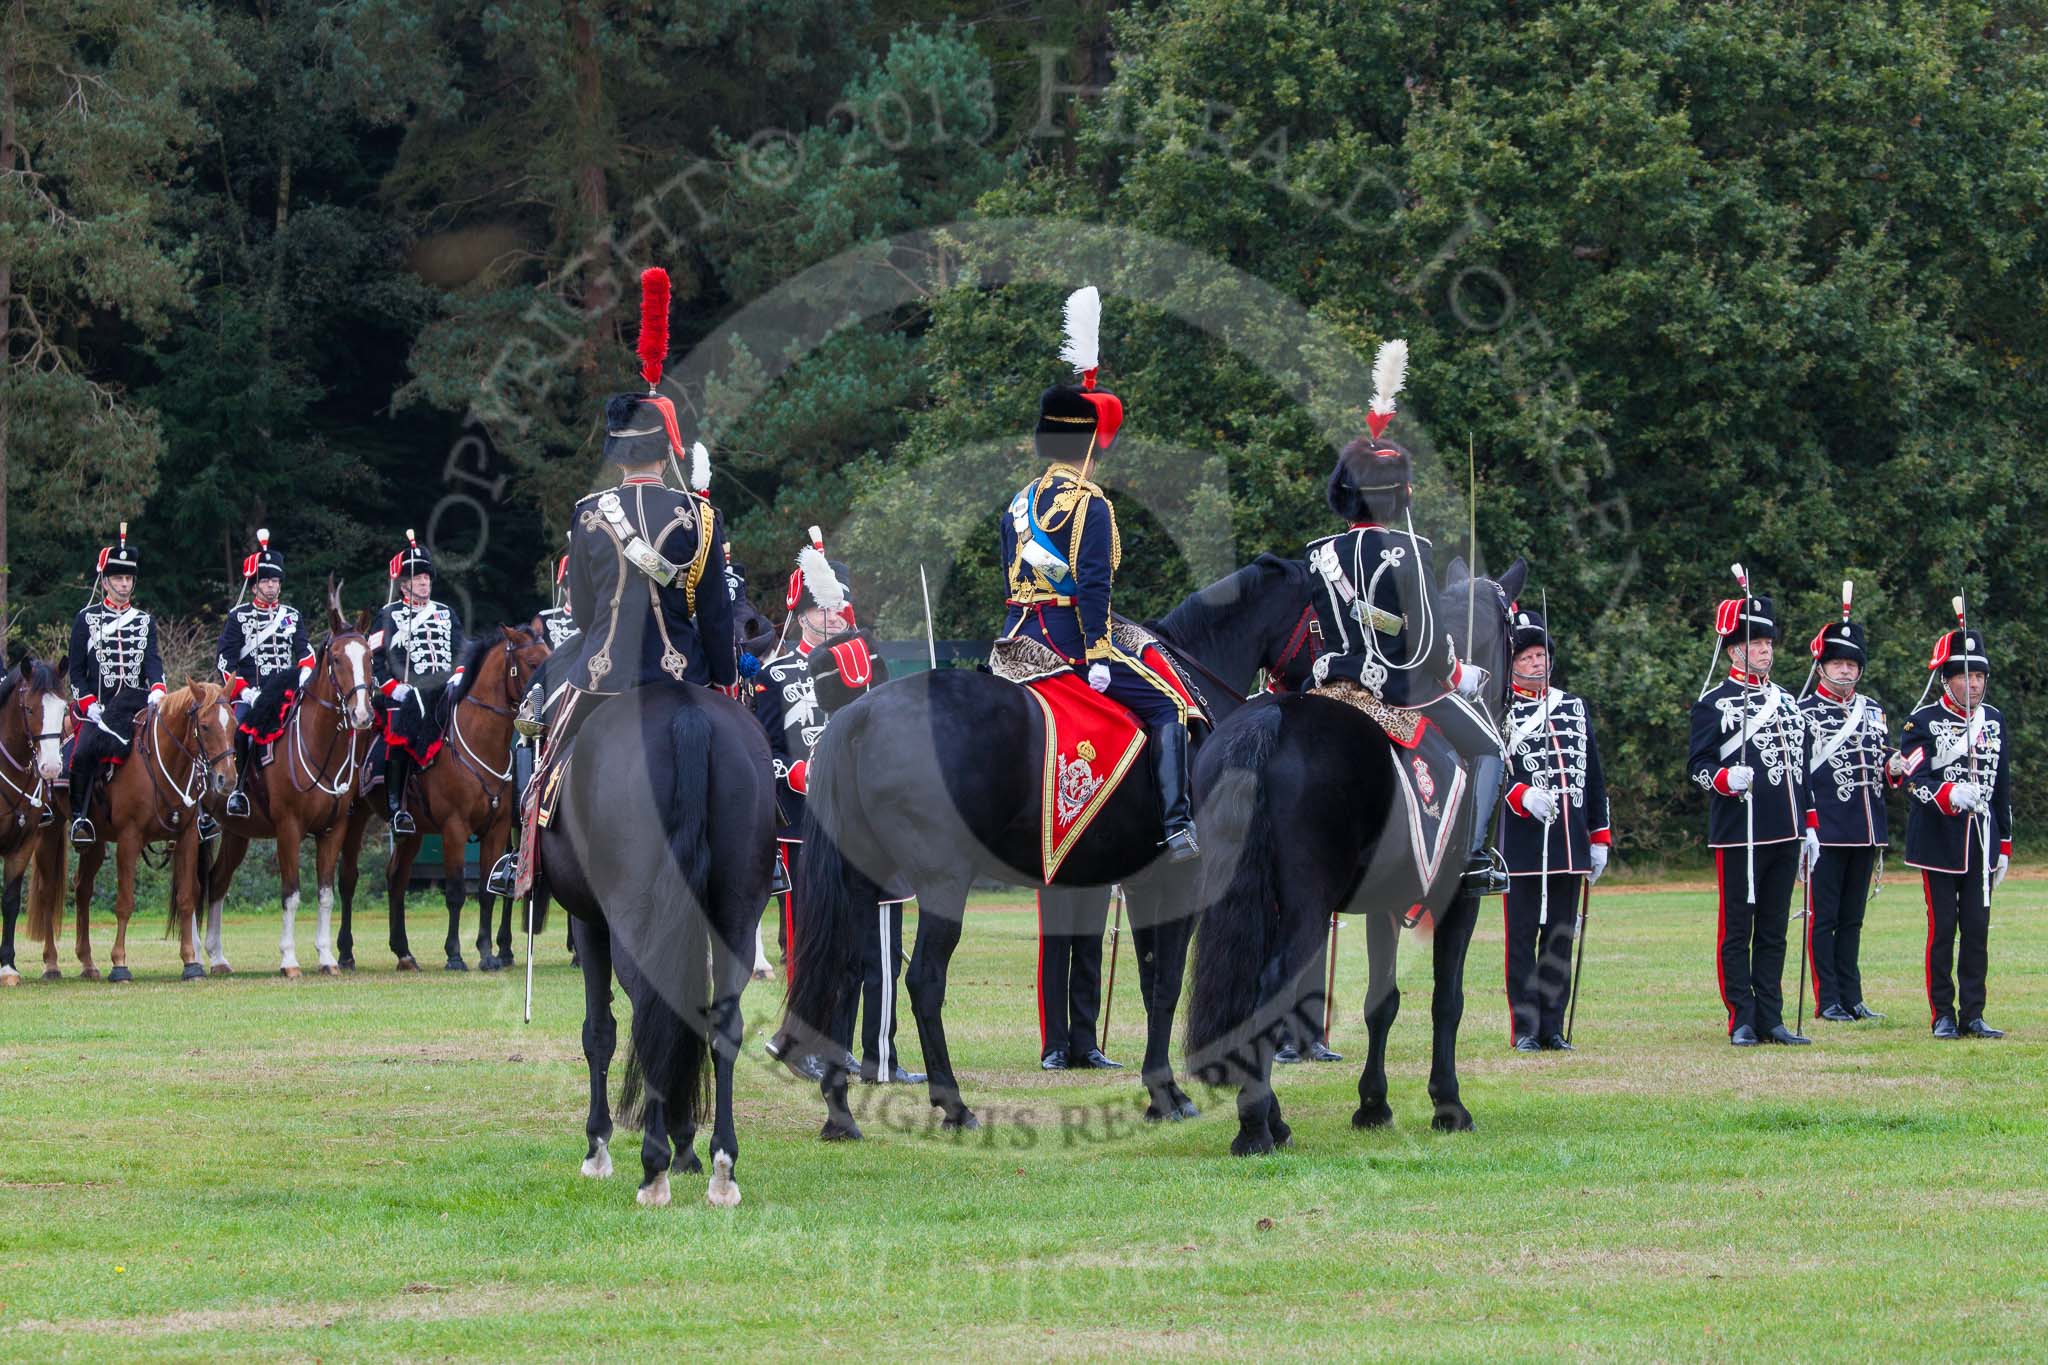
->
[386, 754, 415, 836]
[68, 766, 97, 846]
[1461, 754, 1510, 895]
[1150, 723, 1198, 861]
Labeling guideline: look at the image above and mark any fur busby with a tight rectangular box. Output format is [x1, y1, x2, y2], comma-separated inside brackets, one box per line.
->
[1812, 620, 1865, 666]
[602, 392, 685, 466]
[1327, 435, 1413, 523]
[1034, 286, 1124, 465]
[1714, 595, 1777, 643]
[389, 528, 432, 580]
[1510, 607, 1550, 656]
[1930, 628, 1990, 678]
[241, 528, 284, 582]
[98, 521, 139, 576]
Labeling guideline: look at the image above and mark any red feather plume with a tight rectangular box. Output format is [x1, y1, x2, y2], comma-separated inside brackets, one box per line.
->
[638, 268, 671, 388]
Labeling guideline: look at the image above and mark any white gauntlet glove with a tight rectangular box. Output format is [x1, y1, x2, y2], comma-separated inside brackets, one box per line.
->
[1994, 854, 2009, 889]
[145, 689, 163, 709]
[1519, 785, 1558, 823]
[1453, 663, 1487, 700]
[1722, 764, 1754, 795]
[1949, 780, 1986, 814]
[1087, 663, 1111, 693]
[86, 702, 105, 724]
[390, 682, 415, 705]
[1589, 844, 1610, 885]
[1797, 828, 1822, 883]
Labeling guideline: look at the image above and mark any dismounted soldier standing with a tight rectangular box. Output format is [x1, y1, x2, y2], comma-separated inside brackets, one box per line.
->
[1796, 585, 1892, 1024]
[999, 286, 1199, 862]
[1499, 606, 1611, 1051]
[1899, 617, 2011, 1039]
[370, 530, 467, 836]
[1037, 885, 1121, 1071]
[1688, 587, 1820, 1046]
[67, 523, 168, 847]
[754, 531, 922, 1085]
[1302, 340, 1509, 894]
[216, 529, 315, 820]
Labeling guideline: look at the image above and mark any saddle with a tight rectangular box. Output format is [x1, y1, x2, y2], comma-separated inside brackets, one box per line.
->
[378, 670, 455, 766]
[1312, 680, 1467, 893]
[238, 671, 299, 754]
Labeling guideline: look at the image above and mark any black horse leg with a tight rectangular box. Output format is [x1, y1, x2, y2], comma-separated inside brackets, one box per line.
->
[1354, 909, 1400, 1129]
[704, 942, 749, 1207]
[574, 914, 617, 1178]
[1, 873, 21, 978]
[474, 885, 497, 969]
[1130, 915, 1199, 1122]
[496, 892, 514, 965]
[636, 1095, 674, 1206]
[904, 881, 975, 1129]
[444, 867, 471, 971]
[1428, 890, 1482, 1132]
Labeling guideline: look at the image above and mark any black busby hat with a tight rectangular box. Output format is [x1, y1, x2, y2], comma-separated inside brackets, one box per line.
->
[1715, 595, 1778, 643]
[1326, 341, 1412, 521]
[388, 528, 432, 580]
[1931, 628, 1990, 679]
[1806, 580, 1863, 665]
[1509, 607, 1550, 656]
[241, 528, 284, 583]
[97, 521, 139, 576]
[783, 526, 852, 617]
[1034, 287, 1123, 465]
[601, 267, 696, 467]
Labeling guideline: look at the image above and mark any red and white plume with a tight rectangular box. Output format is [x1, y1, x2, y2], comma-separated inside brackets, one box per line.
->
[797, 524, 845, 614]
[1365, 339, 1408, 440]
[690, 440, 711, 495]
[638, 268, 671, 389]
[1060, 285, 1101, 388]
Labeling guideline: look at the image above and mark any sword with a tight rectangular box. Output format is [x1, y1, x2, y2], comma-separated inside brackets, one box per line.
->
[919, 564, 938, 670]
[523, 893, 536, 1024]
[1564, 876, 1590, 1045]
[1794, 866, 1812, 1038]
[1100, 885, 1125, 1045]
[1322, 912, 1340, 1039]
[1733, 563, 1756, 905]
[1538, 587, 1556, 927]
[1955, 594, 1991, 909]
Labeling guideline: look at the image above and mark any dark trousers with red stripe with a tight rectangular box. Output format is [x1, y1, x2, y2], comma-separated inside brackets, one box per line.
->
[1808, 845, 1878, 1012]
[1922, 858, 1991, 1029]
[1715, 841, 1798, 1036]
[1505, 872, 1581, 1042]
[780, 840, 901, 1068]
[1037, 886, 1110, 1060]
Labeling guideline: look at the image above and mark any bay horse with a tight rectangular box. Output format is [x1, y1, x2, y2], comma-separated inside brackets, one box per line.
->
[539, 683, 774, 1209]
[59, 681, 238, 981]
[338, 626, 548, 971]
[0, 658, 70, 986]
[1184, 557, 1524, 1154]
[779, 555, 1316, 1138]
[200, 583, 379, 977]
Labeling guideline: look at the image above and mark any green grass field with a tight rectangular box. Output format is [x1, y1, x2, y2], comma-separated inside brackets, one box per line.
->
[4, 875, 2046, 1361]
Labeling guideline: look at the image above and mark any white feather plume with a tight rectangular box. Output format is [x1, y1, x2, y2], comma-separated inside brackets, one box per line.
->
[1841, 579, 1853, 613]
[1060, 286, 1101, 375]
[1730, 562, 1746, 587]
[690, 440, 710, 493]
[1369, 339, 1408, 418]
[798, 545, 846, 614]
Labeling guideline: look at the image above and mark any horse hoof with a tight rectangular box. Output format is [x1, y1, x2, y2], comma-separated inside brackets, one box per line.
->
[42, 969, 61, 982]
[1270, 1117, 1294, 1149]
[0, 969, 21, 988]
[338, 957, 355, 973]
[1431, 1105, 1475, 1133]
[580, 1138, 613, 1179]
[819, 1119, 863, 1142]
[180, 963, 205, 982]
[108, 966, 132, 983]
[319, 964, 340, 976]
[636, 1171, 671, 1208]
[751, 968, 773, 982]
[940, 1110, 980, 1132]
[280, 966, 302, 980]
[80, 968, 101, 982]
[706, 1152, 741, 1209]
[1352, 1100, 1395, 1130]
[396, 956, 420, 972]
[210, 963, 233, 977]
[1230, 1131, 1276, 1157]
[478, 954, 502, 973]
[444, 956, 467, 973]
[678, 1148, 704, 1176]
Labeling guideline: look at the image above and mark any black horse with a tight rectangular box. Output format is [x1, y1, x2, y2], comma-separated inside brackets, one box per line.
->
[1186, 556, 1524, 1155]
[536, 683, 775, 1208]
[780, 554, 1317, 1138]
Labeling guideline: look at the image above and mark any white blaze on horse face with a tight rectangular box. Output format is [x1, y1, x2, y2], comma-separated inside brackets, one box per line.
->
[216, 706, 237, 791]
[36, 694, 64, 780]
[341, 640, 374, 729]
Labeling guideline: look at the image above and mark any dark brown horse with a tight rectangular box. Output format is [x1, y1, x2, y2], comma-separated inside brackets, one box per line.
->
[339, 627, 549, 970]
[0, 658, 70, 986]
[201, 583, 379, 977]
[53, 681, 237, 981]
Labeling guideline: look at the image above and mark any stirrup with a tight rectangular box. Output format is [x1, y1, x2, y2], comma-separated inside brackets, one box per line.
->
[768, 856, 791, 897]
[485, 853, 518, 899]
[70, 817, 96, 847]
[389, 809, 416, 837]
[1162, 825, 1201, 863]
[198, 813, 222, 843]
[37, 805, 53, 827]
[225, 790, 251, 818]
[1461, 847, 1510, 896]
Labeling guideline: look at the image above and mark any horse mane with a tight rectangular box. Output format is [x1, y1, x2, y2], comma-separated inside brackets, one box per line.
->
[0, 658, 60, 710]
[445, 630, 515, 709]
[166, 679, 223, 712]
[1150, 554, 1311, 663]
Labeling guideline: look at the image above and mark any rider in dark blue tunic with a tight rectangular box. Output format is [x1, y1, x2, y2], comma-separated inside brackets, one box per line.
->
[216, 530, 314, 820]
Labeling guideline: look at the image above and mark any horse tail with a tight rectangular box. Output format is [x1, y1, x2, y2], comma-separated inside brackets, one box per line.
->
[779, 709, 874, 1053]
[615, 695, 715, 1135]
[1185, 703, 1286, 1080]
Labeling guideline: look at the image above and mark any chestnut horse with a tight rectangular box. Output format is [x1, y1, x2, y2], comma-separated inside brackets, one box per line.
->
[339, 627, 549, 971]
[0, 658, 70, 985]
[58, 681, 237, 981]
[201, 585, 379, 977]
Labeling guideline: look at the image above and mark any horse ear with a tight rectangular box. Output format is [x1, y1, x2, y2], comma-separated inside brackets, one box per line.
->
[500, 624, 523, 645]
[1444, 555, 1470, 587]
[55, 654, 68, 679]
[1498, 557, 1529, 603]
[16, 656, 30, 681]
[354, 608, 373, 635]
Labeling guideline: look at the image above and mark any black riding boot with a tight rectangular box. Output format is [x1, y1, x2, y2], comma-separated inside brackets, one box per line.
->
[1460, 754, 1510, 896]
[225, 731, 254, 819]
[68, 760, 98, 847]
[1151, 723, 1199, 862]
[386, 751, 416, 836]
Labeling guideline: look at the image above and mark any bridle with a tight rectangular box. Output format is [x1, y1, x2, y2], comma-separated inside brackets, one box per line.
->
[288, 631, 374, 800]
[1265, 606, 1323, 694]
[0, 679, 67, 819]
[444, 635, 540, 799]
[145, 693, 236, 824]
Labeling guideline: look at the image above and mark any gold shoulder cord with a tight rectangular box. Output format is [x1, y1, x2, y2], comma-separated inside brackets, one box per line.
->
[682, 502, 717, 616]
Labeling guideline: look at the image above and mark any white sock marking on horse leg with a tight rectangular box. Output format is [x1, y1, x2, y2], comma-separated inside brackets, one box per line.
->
[206, 898, 230, 968]
[752, 924, 773, 979]
[636, 1169, 670, 1208]
[279, 891, 300, 970]
[706, 1149, 741, 1208]
[315, 886, 337, 967]
[581, 1137, 613, 1179]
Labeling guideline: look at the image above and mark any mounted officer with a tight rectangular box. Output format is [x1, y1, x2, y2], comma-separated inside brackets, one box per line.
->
[67, 522, 167, 847]
[1899, 612, 2010, 1039]
[1796, 584, 1893, 1024]
[216, 529, 315, 820]
[1499, 605, 1611, 1050]
[370, 530, 466, 836]
[999, 286, 1197, 862]
[754, 529, 920, 1084]
[1687, 583, 1819, 1046]
[1301, 340, 1509, 894]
